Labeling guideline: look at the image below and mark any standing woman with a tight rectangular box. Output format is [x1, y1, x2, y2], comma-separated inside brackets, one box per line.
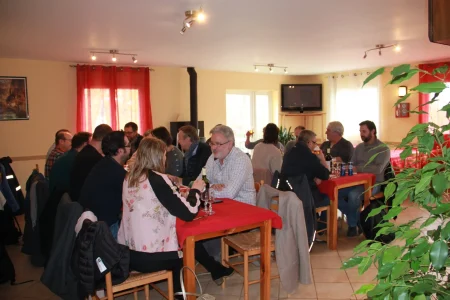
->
[117, 137, 205, 295]
[251, 123, 283, 176]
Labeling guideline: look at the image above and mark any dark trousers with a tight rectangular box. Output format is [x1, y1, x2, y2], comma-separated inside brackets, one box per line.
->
[129, 241, 227, 294]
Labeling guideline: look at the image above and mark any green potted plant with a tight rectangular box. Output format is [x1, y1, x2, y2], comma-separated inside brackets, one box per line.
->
[278, 125, 295, 146]
[342, 64, 450, 299]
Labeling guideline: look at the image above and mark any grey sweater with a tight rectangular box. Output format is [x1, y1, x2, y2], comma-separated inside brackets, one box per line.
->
[351, 139, 391, 183]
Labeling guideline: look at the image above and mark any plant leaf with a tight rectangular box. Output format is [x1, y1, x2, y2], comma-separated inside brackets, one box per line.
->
[411, 81, 447, 94]
[431, 173, 447, 195]
[382, 246, 402, 264]
[367, 283, 391, 298]
[432, 64, 448, 75]
[392, 188, 410, 207]
[420, 216, 438, 229]
[390, 261, 409, 280]
[341, 256, 363, 269]
[358, 256, 372, 275]
[402, 228, 420, 240]
[393, 286, 409, 300]
[421, 162, 441, 172]
[384, 182, 397, 200]
[431, 203, 450, 215]
[413, 294, 426, 300]
[417, 133, 435, 153]
[367, 205, 387, 219]
[441, 221, 450, 240]
[391, 64, 411, 76]
[394, 93, 411, 106]
[429, 240, 449, 270]
[377, 261, 395, 278]
[382, 206, 403, 221]
[355, 283, 376, 295]
[354, 240, 372, 253]
[411, 282, 433, 294]
[411, 239, 431, 258]
[400, 147, 412, 160]
[363, 67, 385, 87]
[415, 173, 432, 195]
[389, 69, 419, 84]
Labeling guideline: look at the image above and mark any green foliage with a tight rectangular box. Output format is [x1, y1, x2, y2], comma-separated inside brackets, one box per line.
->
[345, 64, 450, 299]
[278, 126, 295, 146]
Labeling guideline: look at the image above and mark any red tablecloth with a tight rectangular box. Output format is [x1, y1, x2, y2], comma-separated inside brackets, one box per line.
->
[318, 173, 376, 201]
[176, 199, 282, 246]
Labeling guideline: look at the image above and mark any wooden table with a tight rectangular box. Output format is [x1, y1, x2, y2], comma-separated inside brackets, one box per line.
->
[176, 199, 282, 300]
[318, 173, 375, 250]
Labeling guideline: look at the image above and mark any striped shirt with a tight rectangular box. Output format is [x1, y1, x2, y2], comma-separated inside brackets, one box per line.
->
[45, 147, 65, 179]
[200, 147, 256, 205]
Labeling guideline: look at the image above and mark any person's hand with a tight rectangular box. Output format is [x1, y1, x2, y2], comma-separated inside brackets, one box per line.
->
[314, 178, 322, 185]
[191, 179, 206, 192]
[167, 175, 182, 186]
[316, 150, 326, 162]
[212, 184, 225, 191]
[246, 130, 253, 138]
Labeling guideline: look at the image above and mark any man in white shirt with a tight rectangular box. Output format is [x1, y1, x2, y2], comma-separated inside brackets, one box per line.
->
[201, 125, 256, 205]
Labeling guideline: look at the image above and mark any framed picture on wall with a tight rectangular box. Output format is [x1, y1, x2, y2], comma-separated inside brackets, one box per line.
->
[0, 76, 29, 121]
[395, 102, 410, 118]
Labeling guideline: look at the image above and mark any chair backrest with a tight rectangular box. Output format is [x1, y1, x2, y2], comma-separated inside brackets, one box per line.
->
[253, 168, 273, 186]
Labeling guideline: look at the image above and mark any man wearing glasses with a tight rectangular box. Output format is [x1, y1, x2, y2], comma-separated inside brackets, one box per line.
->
[201, 125, 256, 205]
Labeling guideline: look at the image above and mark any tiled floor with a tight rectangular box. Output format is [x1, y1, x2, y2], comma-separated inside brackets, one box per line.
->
[1, 201, 428, 299]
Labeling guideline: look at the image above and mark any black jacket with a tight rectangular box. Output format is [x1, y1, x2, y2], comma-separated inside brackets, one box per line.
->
[181, 142, 211, 186]
[130, 134, 143, 157]
[72, 219, 130, 298]
[41, 199, 83, 300]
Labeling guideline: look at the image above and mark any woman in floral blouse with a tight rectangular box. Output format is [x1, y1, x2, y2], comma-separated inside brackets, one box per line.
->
[118, 138, 233, 295]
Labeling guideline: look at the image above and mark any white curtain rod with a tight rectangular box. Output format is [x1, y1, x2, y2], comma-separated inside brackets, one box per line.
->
[69, 64, 155, 71]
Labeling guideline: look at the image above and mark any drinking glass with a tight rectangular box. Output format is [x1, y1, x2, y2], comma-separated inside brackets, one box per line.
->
[206, 189, 216, 215]
[335, 162, 341, 177]
[202, 191, 209, 213]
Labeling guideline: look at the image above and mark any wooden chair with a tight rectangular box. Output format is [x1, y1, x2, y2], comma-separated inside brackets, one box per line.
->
[221, 196, 279, 300]
[92, 270, 174, 300]
[316, 205, 331, 247]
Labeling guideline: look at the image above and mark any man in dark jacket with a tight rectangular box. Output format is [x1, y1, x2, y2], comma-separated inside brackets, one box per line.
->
[177, 125, 212, 186]
[79, 131, 129, 239]
[70, 124, 112, 202]
[124, 121, 143, 157]
[281, 130, 331, 231]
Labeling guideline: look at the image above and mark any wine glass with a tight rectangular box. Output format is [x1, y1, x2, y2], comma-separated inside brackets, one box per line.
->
[206, 189, 216, 215]
[201, 191, 209, 213]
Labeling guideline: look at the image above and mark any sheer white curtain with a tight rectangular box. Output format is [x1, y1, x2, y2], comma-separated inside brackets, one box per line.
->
[328, 74, 381, 143]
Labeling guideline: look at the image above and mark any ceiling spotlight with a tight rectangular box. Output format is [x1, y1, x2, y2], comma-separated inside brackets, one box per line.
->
[379, 49, 382, 56]
[269, 67, 273, 73]
[185, 20, 195, 28]
[362, 43, 400, 59]
[112, 54, 117, 62]
[254, 66, 259, 72]
[91, 54, 96, 61]
[394, 45, 401, 52]
[180, 26, 187, 34]
[284, 68, 288, 74]
[197, 8, 205, 22]
[363, 52, 367, 59]
[132, 56, 137, 63]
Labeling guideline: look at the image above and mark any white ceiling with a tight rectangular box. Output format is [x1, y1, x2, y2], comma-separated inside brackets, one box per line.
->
[1, 0, 449, 75]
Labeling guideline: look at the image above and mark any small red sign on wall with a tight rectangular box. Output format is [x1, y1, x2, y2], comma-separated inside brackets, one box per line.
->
[395, 102, 410, 118]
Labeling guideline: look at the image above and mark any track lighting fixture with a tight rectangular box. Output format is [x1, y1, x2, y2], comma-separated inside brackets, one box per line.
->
[362, 44, 400, 59]
[180, 7, 206, 35]
[89, 50, 138, 64]
[253, 63, 288, 74]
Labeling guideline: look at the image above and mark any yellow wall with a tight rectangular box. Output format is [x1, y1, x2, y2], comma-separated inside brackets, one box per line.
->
[0, 57, 421, 185]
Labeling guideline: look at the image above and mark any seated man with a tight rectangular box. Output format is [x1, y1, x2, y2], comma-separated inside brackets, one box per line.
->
[70, 124, 112, 202]
[284, 125, 305, 155]
[45, 130, 73, 179]
[320, 121, 354, 163]
[202, 125, 256, 205]
[177, 125, 211, 186]
[79, 131, 129, 239]
[281, 129, 330, 212]
[49, 131, 91, 193]
[124, 121, 143, 157]
[338, 120, 391, 237]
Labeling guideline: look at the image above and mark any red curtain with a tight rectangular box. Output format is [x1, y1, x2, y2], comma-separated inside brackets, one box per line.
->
[76, 65, 152, 133]
[417, 62, 450, 124]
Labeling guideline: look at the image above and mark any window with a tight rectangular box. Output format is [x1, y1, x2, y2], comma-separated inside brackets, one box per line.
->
[329, 76, 380, 143]
[83, 89, 141, 132]
[428, 83, 450, 128]
[226, 91, 273, 152]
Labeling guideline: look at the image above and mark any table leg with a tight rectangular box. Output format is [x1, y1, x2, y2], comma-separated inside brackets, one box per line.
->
[329, 188, 338, 250]
[183, 236, 196, 300]
[363, 180, 370, 208]
[260, 219, 272, 300]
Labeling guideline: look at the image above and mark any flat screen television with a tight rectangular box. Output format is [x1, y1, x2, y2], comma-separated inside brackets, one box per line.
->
[429, 0, 450, 46]
[281, 84, 322, 112]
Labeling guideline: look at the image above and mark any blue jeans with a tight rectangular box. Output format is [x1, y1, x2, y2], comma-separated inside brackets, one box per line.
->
[110, 221, 120, 240]
[338, 185, 381, 227]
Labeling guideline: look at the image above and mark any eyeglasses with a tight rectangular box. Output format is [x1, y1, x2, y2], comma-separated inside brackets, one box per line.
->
[310, 141, 317, 145]
[209, 141, 230, 147]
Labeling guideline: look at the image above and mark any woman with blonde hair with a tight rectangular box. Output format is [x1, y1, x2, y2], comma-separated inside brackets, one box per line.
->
[118, 138, 233, 295]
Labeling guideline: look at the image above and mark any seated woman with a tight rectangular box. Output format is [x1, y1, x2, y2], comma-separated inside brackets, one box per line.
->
[118, 138, 233, 296]
[251, 123, 283, 182]
[151, 126, 184, 177]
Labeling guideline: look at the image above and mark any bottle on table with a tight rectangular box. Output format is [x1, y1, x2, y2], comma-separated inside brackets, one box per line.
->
[201, 167, 210, 209]
[325, 148, 333, 171]
[348, 162, 354, 176]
